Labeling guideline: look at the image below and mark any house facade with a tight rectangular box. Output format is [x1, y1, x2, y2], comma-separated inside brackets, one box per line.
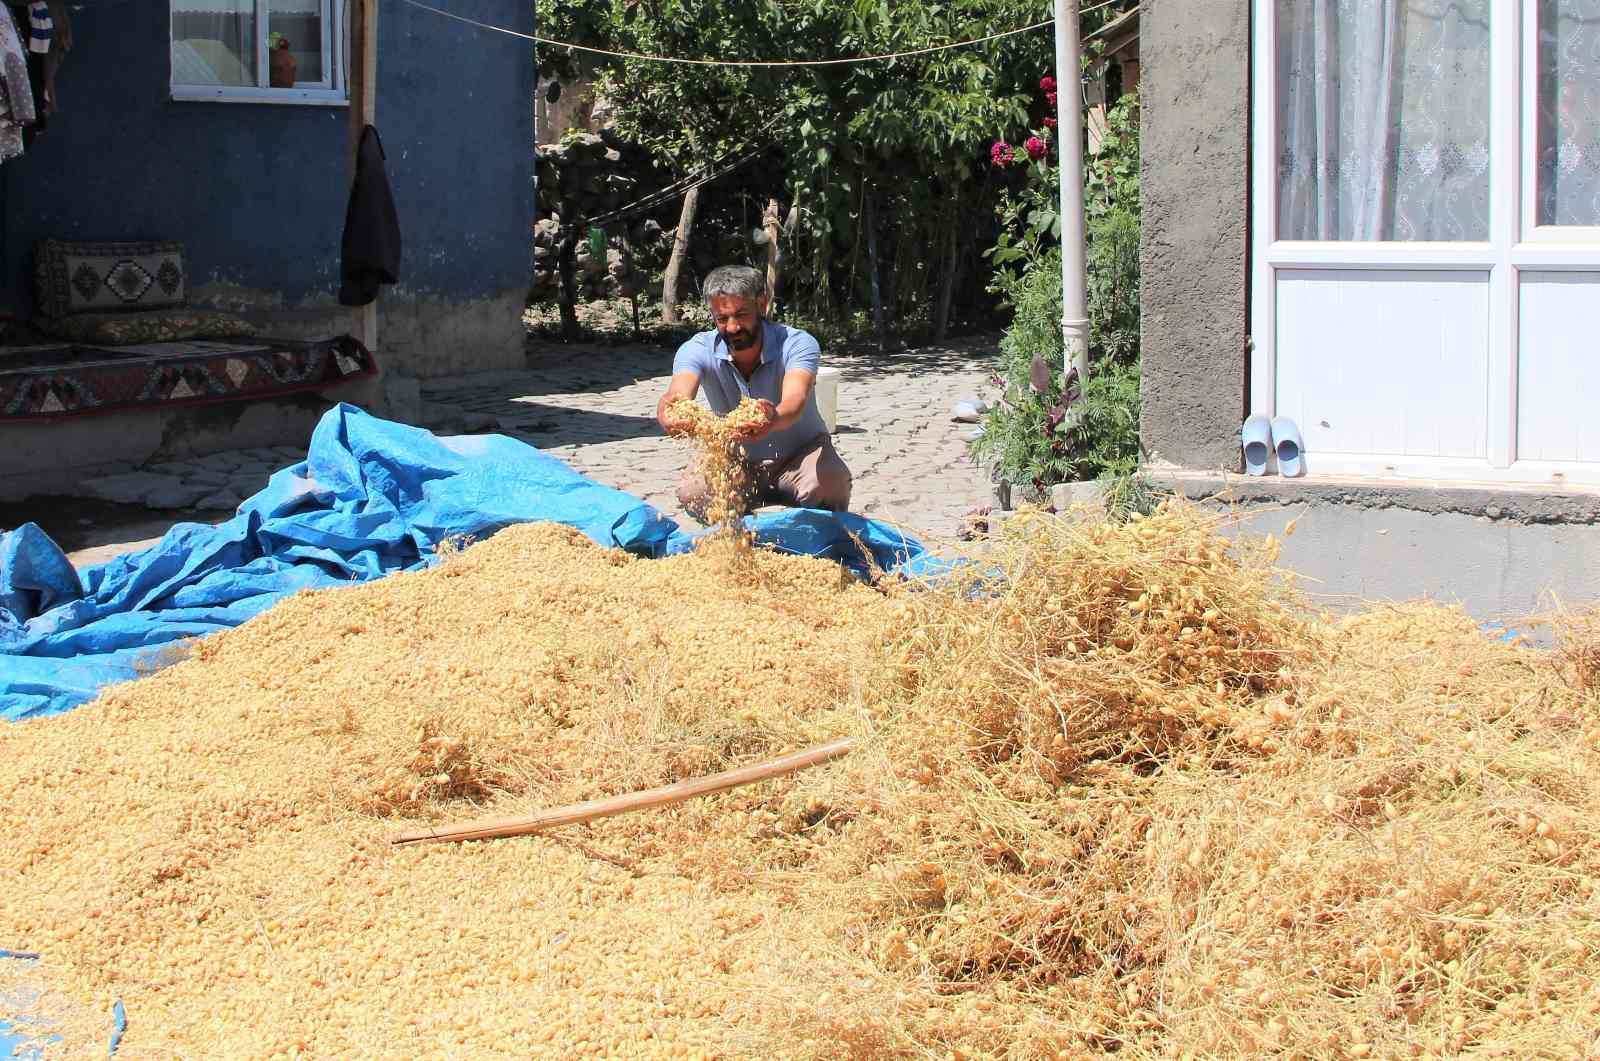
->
[1139, 0, 1600, 615]
[0, 1, 534, 496]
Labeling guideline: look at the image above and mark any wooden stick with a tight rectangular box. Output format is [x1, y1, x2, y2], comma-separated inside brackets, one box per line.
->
[390, 738, 854, 846]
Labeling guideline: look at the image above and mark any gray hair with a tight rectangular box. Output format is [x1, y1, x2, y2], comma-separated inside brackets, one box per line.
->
[703, 265, 769, 303]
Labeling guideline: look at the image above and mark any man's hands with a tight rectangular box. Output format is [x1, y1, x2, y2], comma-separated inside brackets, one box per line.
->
[657, 367, 814, 443]
[734, 399, 779, 441]
[661, 403, 696, 437]
[657, 371, 703, 436]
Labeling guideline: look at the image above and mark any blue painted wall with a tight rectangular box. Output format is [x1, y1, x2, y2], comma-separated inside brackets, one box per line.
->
[0, 1, 533, 314]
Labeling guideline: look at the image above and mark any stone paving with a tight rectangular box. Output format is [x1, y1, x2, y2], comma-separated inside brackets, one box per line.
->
[422, 337, 1003, 540]
[75, 446, 311, 514]
[46, 335, 1003, 567]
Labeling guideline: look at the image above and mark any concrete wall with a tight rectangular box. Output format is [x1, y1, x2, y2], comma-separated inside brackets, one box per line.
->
[0, 384, 375, 502]
[1163, 474, 1600, 621]
[373, 0, 535, 377]
[0, 1, 534, 378]
[1138, 0, 1250, 471]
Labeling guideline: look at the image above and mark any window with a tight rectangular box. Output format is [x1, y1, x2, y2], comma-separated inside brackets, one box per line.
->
[1251, 0, 1600, 484]
[1276, 0, 1492, 241]
[171, 0, 346, 104]
[1534, 0, 1600, 228]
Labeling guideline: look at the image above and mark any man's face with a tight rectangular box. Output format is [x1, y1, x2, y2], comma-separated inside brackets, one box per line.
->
[709, 294, 766, 352]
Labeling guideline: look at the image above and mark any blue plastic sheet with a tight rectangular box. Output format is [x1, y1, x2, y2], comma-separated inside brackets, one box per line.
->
[0, 404, 941, 1055]
[1, 951, 122, 1057]
[1, 403, 931, 721]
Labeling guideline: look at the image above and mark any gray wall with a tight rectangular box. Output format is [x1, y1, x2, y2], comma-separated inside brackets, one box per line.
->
[1138, 0, 1250, 471]
[0, 2, 534, 379]
[1162, 474, 1600, 622]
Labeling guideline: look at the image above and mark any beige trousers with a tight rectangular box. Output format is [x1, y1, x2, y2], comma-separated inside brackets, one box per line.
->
[677, 432, 853, 520]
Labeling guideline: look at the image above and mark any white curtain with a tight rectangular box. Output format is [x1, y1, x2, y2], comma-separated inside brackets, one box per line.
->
[171, 2, 257, 87]
[1539, 0, 1600, 226]
[1277, 0, 1491, 241]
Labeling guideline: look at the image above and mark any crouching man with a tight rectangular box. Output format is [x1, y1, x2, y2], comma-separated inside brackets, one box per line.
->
[656, 265, 852, 520]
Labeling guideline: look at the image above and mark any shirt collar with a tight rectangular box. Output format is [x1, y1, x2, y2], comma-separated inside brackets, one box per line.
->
[713, 320, 776, 366]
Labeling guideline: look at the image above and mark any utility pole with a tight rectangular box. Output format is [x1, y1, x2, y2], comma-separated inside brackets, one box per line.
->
[1055, 0, 1089, 386]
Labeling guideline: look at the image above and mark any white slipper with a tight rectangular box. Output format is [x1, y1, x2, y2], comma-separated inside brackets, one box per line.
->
[1271, 417, 1305, 477]
[951, 399, 987, 423]
[1242, 414, 1272, 476]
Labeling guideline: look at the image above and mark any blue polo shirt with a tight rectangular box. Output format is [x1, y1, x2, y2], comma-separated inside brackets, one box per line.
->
[672, 320, 828, 464]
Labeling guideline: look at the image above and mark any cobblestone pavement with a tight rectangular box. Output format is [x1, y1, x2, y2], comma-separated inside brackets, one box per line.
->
[423, 337, 1004, 541]
[43, 335, 1002, 568]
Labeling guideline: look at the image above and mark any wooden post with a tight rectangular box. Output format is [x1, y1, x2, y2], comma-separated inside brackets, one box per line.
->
[660, 184, 700, 325]
[623, 230, 640, 340]
[348, 0, 379, 354]
[763, 197, 782, 308]
[934, 196, 958, 342]
[864, 192, 885, 350]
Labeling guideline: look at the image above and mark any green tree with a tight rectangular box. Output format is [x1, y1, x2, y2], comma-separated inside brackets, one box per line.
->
[534, 0, 1058, 334]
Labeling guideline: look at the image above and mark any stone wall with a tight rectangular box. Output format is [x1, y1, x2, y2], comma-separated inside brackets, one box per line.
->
[1138, 0, 1250, 471]
[531, 132, 665, 303]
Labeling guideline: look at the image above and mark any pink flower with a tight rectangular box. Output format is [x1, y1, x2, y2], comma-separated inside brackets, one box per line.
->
[1045, 90, 1058, 109]
[1024, 136, 1046, 160]
[1039, 76, 1056, 94]
[1042, 117, 1058, 130]
[990, 140, 1014, 167]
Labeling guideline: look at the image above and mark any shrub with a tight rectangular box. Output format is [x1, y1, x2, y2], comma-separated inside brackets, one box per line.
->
[972, 92, 1143, 496]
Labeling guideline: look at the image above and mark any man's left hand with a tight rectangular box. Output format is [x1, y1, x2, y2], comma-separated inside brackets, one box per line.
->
[738, 399, 779, 441]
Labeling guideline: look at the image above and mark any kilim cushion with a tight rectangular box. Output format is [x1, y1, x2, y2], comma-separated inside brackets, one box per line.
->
[34, 309, 258, 345]
[34, 240, 188, 318]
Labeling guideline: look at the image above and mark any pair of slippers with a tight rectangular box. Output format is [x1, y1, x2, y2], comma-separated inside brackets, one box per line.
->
[1242, 415, 1304, 477]
[951, 398, 989, 424]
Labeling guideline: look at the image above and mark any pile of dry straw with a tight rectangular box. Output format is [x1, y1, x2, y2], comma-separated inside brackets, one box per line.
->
[2, 408, 1597, 1057]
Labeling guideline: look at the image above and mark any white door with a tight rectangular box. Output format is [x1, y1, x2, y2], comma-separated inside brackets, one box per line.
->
[1251, 0, 1600, 484]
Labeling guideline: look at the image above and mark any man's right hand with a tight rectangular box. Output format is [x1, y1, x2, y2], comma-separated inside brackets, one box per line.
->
[657, 370, 703, 438]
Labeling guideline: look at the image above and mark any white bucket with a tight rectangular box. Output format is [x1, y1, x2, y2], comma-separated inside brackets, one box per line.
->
[815, 366, 841, 433]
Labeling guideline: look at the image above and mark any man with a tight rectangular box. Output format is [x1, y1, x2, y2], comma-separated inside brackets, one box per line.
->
[656, 265, 852, 519]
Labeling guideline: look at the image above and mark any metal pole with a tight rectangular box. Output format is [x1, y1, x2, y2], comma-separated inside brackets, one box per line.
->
[1055, 0, 1090, 386]
[349, 0, 379, 356]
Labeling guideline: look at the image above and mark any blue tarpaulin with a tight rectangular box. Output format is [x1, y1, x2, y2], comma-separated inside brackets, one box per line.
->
[0, 403, 931, 722]
[0, 403, 934, 1055]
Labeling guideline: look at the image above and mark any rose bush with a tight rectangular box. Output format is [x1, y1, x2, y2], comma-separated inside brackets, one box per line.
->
[972, 83, 1143, 503]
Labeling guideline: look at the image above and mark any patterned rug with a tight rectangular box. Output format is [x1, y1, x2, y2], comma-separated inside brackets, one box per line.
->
[0, 336, 377, 422]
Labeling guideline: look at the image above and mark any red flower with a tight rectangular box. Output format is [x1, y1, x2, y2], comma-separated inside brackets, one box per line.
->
[1042, 117, 1058, 130]
[990, 141, 1014, 168]
[1039, 76, 1057, 93]
[1024, 136, 1046, 160]
[1045, 90, 1058, 109]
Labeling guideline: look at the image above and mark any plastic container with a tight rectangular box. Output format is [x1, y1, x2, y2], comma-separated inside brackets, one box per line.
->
[815, 366, 840, 433]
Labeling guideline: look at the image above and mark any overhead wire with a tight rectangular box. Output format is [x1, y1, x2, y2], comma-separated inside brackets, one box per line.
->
[398, 0, 1077, 67]
[580, 116, 783, 226]
[472, 0, 1134, 225]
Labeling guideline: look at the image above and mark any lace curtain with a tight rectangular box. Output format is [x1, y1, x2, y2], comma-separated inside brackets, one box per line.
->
[1539, 0, 1600, 226]
[1277, 0, 1491, 241]
[171, 2, 257, 87]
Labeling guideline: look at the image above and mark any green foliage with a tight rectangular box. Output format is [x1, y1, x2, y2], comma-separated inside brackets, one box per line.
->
[1084, 96, 1140, 364]
[533, 0, 1065, 327]
[970, 249, 1141, 496]
[972, 91, 1143, 493]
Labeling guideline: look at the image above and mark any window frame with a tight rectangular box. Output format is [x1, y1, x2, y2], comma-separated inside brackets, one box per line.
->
[170, 0, 348, 106]
[1249, 0, 1600, 485]
[1520, 0, 1600, 244]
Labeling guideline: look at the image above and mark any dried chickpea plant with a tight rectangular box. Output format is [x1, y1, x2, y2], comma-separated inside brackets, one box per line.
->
[2, 501, 1598, 1058]
[667, 397, 767, 539]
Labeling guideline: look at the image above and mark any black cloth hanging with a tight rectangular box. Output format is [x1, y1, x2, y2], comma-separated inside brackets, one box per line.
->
[339, 124, 401, 307]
